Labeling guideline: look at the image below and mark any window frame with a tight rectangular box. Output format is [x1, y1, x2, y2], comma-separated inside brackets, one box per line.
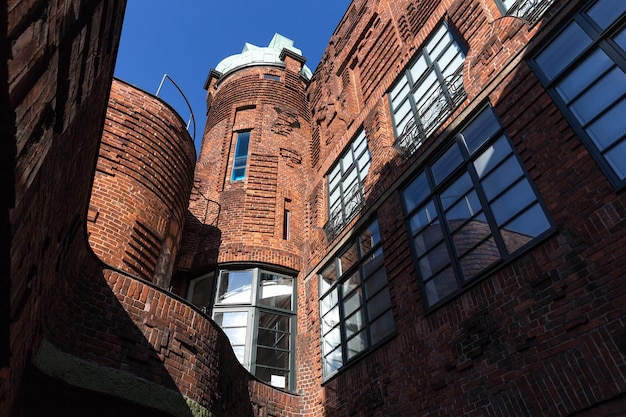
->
[493, 0, 556, 25]
[401, 106, 555, 312]
[529, 0, 626, 189]
[318, 219, 395, 379]
[231, 130, 251, 182]
[212, 267, 297, 390]
[325, 129, 372, 238]
[388, 20, 467, 157]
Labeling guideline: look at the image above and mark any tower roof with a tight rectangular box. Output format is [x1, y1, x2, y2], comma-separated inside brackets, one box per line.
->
[215, 33, 312, 80]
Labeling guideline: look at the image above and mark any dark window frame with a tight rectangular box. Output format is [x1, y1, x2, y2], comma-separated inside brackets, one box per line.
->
[212, 267, 297, 390]
[529, 0, 626, 189]
[318, 218, 395, 379]
[401, 106, 555, 312]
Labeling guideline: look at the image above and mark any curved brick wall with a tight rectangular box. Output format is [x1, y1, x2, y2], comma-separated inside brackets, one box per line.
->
[88, 79, 196, 287]
[185, 63, 311, 271]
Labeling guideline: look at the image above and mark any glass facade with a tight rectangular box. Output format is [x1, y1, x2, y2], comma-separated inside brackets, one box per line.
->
[402, 107, 552, 309]
[532, 0, 626, 187]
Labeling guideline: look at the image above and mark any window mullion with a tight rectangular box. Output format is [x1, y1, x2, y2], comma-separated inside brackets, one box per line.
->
[466, 151, 510, 259]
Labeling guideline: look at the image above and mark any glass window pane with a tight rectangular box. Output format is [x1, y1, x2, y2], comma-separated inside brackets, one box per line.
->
[459, 237, 500, 280]
[473, 136, 511, 178]
[390, 77, 410, 108]
[556, 49, 613, 102]
[232, 168, 246, 181]
[615, 28, 626, 52]
[569, 67, 626, 125]
[409, 200, 438, 235]
[321, 290, 339, 324]
[445, 191, 481, 226]
[319, 262, 338, 295]
[323, 327, 341, 354]
[409, 55, 429, 83]
[452, 213, 491, 255]
[432, 143, 464, 185]
[586, 97, 626, 151]
[347, 330, 368, 359]
[360, 220, 381, 252]
[341, 270, 362, 297]
[324, 346, 343, 376]
[424, 267, 458, 305]
[490, 179, 536, 225]
[367, 287, 391, 320]
[338, 242, 359, 274]
[481, 155, 524, 201]
[256, 367, 289, 389]
[321, 306, 340, 335]
[232, 346, 245, 364]
[605, 139, 626, 180]
[462, 107, 501, 154]
[187, 274, 213, 309]
[370, 310, 395, 345]
[362, 248, 384, 278]
[413, 71, 439, 106]
[364, 261, 387, 297]
[234, 132, 250, 157]
[535, 22, 592, 81]
[500, 203, 551, 252]
[256, 346, 289, 369]
[259, 273, 293, 310]
[217, 270, 253, 304]
[223, 327, 247, 346]
[413, 218, 444, 254]
[345, 309, 366, 338]
[257, 328, 290, 351]
[586, 0, 626, 30]
[426, 24, 452, 60]
[343, 289, 364, 317]
[440, 173, 473, 210]
[214, 311, 248, 328]
[419, 241, 451, 279]
[403, 172, 431, 210]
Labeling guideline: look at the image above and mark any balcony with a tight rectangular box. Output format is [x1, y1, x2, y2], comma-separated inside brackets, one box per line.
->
[504, 0, 555, 25]
[394, 68, 466, 158]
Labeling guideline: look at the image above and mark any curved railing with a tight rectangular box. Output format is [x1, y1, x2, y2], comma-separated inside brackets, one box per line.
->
[156, 74, 197, 142]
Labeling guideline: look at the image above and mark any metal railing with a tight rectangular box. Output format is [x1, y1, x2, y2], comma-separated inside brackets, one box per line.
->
[393, 68, 466, 158]
[504, 0, 555, 25]
[156, 74, 196, 142]
[323, 182, 366, 241]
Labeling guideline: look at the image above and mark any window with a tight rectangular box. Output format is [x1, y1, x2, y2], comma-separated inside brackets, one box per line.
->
[318, 219, 394, 378]
[388, 21, 466, 157]
[402, 107, 552, 310]
[212, 268, 296, 390]
[325, 130, 371, 239]
[186, 272, 214, 314]
[531, 0, 626, 188]
[231, 131, 251, 181]
[494, 0, 555, 25]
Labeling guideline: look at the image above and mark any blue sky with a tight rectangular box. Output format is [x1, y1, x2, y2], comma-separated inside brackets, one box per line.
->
[114, 0, 352, 152]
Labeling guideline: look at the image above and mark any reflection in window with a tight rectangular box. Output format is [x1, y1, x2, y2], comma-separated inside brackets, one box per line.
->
[186, 272, 214, 312]
[231, 131, 251, 181]
[212, 268, 296, 390]
[319, 219, 395, 378]
[532, 0, 626, 187]
[402, 107, 552, 309]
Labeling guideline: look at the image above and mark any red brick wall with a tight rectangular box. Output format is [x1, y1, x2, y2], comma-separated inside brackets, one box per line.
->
[299, 0, 626, 415]
[87, 79, 196, 288]
[3, 1, 127, 415]
[179, 58, 311, 273]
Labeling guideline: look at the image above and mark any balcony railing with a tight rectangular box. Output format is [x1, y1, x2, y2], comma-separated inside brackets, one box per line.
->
[394, 68, 466, 158]
[505, 0, 555, 25]
[323, 182, 366, 241]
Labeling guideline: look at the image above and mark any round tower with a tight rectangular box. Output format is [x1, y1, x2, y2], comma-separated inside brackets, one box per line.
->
[180, 34, 311, 390]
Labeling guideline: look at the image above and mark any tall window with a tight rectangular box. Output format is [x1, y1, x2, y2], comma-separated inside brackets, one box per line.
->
[212, 268, 296, 390]
[319, 219, 394, 378]
[531, 0, 626, 188]
[388, 21, 466, 157]
[325, 130, 371, 238]
[402, 107, 552, 310]
[494, 0, 555, 25]
[231, 131, 251, 181]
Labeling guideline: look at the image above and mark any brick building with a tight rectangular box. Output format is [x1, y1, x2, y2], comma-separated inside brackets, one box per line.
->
[3, 0, 626, 416]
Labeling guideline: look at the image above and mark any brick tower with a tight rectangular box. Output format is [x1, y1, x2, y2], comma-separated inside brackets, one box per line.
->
[178, 34, 312, 390]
